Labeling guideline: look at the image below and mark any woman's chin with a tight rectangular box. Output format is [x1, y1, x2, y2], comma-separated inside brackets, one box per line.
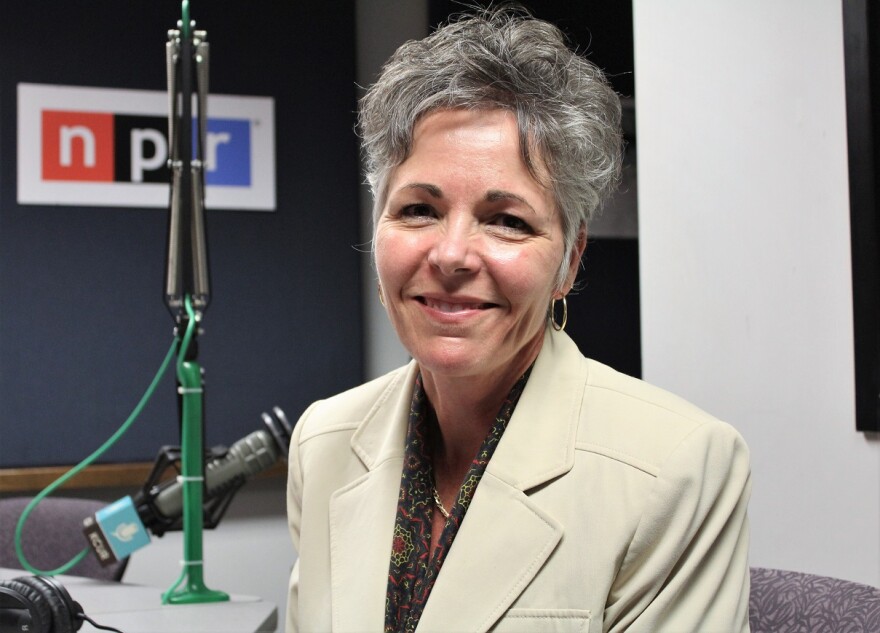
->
[405, 329, 544, 384]
[411, 348, 491, 380]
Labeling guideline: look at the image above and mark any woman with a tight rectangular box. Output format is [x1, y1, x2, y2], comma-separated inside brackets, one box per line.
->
[287, 9, 750, 633]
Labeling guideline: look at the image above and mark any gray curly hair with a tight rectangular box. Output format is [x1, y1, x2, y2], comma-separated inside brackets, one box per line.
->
[359, 7, 623, 288]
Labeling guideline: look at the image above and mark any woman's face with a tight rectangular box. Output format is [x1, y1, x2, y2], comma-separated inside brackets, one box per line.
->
[375, 108, 581, 382]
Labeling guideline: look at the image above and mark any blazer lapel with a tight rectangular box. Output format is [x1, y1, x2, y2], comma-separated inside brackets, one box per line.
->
[328, 361, 418, 632]
[329, 460, 402, 631]
[416, 473, 563, 632]
[418, 330, 587, 632]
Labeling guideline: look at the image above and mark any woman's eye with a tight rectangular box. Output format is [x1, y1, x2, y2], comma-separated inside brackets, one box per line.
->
[400, 203, 435, 219]
[491, 214, 533, 233]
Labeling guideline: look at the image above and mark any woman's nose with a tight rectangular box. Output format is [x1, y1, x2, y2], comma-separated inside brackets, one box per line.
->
[427, 222, 480, 276]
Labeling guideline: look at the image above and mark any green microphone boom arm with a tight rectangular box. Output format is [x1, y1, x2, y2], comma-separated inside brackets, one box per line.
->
[161, 1, 228, 606]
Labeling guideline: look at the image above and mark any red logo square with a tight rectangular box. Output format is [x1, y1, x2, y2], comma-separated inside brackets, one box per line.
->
[42, 110, 114, 181]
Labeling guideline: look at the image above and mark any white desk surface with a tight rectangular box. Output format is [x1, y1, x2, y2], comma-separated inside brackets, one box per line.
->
[0, 567, 277, 632]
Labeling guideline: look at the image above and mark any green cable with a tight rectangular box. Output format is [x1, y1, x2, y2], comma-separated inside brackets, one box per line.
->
[181, 0, 190, 38]
[14, 336, 181, 576]
[176, 295, 197, 382]
[162, 295, 198, 600]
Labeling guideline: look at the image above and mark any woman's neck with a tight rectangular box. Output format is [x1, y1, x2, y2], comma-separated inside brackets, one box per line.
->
[419, 334, 542, 488]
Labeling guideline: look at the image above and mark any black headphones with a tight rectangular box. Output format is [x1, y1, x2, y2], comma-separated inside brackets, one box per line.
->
[0, 575, 83, 633]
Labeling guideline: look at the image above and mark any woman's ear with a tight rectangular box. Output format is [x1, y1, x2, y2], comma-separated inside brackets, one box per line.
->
[558, 228, 587, 297]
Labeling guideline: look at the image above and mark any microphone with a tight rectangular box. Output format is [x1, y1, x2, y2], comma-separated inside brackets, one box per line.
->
[83, 407, 291, 566]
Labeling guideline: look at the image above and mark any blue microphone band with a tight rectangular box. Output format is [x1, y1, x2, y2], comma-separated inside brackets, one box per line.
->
[82, 496, 151, 566]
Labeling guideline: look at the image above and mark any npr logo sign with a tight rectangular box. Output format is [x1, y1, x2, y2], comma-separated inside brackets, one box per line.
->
[42, 111, 250, 185]
[19, 83, 275, 210]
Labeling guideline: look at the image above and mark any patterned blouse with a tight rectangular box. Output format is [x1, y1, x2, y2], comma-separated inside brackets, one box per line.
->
[384, 369, 532, 633]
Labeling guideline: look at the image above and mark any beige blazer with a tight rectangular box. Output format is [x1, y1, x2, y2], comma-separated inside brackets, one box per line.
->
[287, 328, 751, 633]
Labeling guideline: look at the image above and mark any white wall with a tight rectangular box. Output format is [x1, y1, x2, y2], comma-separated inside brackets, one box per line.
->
[634, 0, 880, 585]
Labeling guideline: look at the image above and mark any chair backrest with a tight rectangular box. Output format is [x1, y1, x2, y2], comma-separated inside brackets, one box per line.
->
[0, 496, 128, 582]
[750, 566, 880, 633]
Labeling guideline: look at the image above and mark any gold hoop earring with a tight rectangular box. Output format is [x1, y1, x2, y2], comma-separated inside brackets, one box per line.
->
[550, 296, 567, 331]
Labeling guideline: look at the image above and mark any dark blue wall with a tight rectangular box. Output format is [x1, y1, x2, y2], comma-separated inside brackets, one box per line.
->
[0, 1, 363, 467]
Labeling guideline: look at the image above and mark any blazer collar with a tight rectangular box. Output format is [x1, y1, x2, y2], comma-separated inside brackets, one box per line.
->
[487, 328, 586, 490]
[349, 328, 586, 488]
[349, 360, 420, 470]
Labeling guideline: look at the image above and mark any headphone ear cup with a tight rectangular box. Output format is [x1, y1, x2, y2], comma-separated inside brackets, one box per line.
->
[11, 576, 82, 633]
[0, 578, 52, 633]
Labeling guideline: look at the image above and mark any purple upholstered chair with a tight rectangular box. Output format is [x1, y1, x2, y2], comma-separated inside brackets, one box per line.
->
[0, 496, 128, 581]
[749, 567, 880, 633]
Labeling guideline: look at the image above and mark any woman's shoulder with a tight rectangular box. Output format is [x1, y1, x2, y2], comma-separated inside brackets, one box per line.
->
[583, 358, 719, 425]
[578, 357, 748, 475]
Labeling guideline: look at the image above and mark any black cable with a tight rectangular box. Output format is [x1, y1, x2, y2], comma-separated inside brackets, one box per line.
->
[78, 612, 126, 633]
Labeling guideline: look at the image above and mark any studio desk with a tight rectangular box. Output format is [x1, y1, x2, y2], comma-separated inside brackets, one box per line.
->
[0, 567, 277, 632]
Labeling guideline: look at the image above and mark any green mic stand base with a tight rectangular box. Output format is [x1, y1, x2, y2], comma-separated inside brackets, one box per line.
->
[164, 576, 230, 605]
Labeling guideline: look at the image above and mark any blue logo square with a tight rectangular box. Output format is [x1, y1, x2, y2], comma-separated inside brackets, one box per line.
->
[195, 118, 252, 187]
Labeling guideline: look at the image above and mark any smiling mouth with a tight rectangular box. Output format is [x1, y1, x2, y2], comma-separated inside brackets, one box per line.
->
[417, 297, 497, 313]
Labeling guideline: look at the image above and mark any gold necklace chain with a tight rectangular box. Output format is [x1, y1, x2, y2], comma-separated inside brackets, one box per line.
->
[432, 487, 451, 519]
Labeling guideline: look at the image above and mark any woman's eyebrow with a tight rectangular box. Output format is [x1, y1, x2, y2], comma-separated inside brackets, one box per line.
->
[399, 182, 443, 198]
[486, 189, 538, 215]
